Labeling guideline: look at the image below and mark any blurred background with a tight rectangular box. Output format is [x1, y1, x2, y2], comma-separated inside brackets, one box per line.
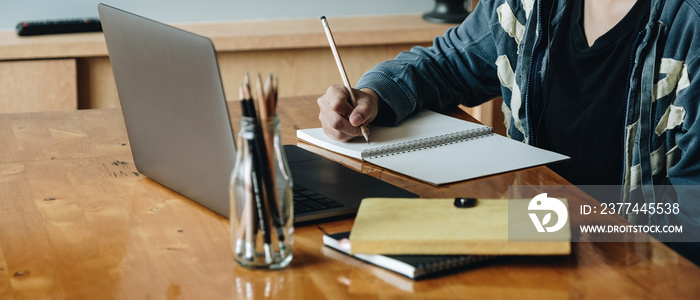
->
[1, 0, 432, 30]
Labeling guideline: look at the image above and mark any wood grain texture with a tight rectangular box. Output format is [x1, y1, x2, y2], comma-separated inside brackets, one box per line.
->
[0, 95, 698, 299]
[349, 198, 571, 255]
[0, 15, 453, 61]
[0, 59, 77, 113]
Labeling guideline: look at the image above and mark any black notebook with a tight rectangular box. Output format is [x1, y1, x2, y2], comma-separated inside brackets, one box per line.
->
[323, 231, 495, 279]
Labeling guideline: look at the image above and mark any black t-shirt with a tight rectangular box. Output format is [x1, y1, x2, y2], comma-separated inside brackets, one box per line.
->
[537, 0, 650, 185]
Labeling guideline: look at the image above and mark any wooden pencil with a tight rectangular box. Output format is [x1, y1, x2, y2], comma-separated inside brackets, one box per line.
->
[320, 16, 370, 144]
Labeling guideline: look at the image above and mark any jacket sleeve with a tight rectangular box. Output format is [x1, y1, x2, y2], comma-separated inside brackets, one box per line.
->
[651, 16, 700, 251]
[356, 0, 510, 125]
[658, 53, 700, 245]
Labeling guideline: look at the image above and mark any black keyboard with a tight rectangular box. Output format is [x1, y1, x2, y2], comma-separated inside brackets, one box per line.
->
[293, 185, 344, 215]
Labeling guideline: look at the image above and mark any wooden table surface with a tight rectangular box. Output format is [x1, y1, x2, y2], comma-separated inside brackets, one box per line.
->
[1, 95, 699, 299]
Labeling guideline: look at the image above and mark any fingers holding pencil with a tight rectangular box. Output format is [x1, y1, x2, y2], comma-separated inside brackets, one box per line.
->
[348, 89, 377, 128]
[317, 84, 379, 142]
[320, 16, 371, 144]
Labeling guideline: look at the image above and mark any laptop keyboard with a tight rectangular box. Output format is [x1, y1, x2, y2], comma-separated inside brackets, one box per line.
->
[293, 185, 344, 215]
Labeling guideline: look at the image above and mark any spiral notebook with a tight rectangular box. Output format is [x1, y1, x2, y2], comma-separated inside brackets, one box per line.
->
[323, 231, 495, 279]
[297, 110, 569, 185]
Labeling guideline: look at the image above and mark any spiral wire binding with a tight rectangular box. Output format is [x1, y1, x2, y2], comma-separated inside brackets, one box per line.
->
[363, 127, 494, 159]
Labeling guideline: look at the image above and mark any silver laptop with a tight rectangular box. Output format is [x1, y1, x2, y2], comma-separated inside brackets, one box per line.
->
[98, 3, 416, 223]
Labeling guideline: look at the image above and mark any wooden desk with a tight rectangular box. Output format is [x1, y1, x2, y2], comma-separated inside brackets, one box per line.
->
[1, 95, 698, 299]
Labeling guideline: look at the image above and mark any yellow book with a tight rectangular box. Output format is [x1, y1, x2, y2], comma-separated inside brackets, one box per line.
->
[349, 198, 571, 255]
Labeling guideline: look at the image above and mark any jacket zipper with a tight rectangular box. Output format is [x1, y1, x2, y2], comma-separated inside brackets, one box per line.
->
[620, 29, 647, 186]
[527, 0, 550, 147]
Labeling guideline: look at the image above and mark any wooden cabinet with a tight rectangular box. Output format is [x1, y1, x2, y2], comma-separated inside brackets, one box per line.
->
[0, 59, 76, 113]
[0, 14, 502, 131]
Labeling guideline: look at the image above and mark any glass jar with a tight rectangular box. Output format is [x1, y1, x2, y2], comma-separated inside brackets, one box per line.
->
[230, 115, 293, 269]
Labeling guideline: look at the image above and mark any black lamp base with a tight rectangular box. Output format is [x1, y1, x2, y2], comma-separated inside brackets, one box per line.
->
[422, 0, 470, 24]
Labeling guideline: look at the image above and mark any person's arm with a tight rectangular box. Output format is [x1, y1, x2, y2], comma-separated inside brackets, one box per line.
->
[317, 0, 522, 140]
[657, 54, 700, 246]
[641, 17, 700, 261]
[356, 0, 509, 125]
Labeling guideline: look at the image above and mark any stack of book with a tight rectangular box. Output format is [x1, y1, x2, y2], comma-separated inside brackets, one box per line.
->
[322, 197, 571, 280]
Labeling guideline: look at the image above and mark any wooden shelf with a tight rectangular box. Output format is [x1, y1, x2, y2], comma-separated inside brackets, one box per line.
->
[0, 14, 452, 60]
[0, 14, 501, 131]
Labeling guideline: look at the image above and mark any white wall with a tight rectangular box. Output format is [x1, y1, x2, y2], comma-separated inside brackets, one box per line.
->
[1, 0, 434, 30]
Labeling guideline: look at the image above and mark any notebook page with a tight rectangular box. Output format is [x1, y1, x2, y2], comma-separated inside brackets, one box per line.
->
[296, 110, 487, 159]
[367, 134, 570, 185]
